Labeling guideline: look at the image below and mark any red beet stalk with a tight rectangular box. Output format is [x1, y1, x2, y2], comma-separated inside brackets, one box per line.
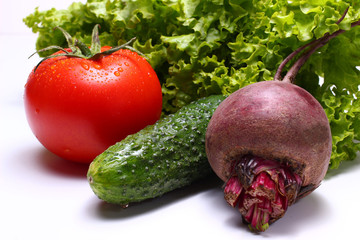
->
[224, 155, 302, 231]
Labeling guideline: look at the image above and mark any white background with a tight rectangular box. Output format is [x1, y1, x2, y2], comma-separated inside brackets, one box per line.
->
[1, 1, 360, 239]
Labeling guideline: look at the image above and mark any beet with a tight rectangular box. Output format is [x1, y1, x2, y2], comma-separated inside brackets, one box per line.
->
[205, 9, 359, 232]
[206, 80, 332, 187]
[206, 81, 331, 231]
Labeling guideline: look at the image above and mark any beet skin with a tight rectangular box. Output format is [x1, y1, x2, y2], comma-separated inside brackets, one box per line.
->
[205, 81, 332, 196]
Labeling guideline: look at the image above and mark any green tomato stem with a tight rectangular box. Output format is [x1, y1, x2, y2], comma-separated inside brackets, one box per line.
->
[29, 24, 144, 72]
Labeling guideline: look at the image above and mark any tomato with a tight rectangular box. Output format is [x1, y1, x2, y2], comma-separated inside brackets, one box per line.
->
[24, 46, 162, 163]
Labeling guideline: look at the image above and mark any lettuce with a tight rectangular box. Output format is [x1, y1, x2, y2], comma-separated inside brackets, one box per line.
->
[24, 0, 360, 169]
[321, 87, 360, 169]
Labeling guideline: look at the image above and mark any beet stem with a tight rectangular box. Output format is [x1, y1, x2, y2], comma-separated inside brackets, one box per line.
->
[282, 30, 341, 83]
[275, 7, 352, 83]
[335, 7, 349, 25]
[282, 17, 360, 83]
[274, 40, 319, 81]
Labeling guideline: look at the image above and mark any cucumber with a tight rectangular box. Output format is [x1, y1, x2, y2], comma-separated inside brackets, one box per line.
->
[87, 95, 226, 205]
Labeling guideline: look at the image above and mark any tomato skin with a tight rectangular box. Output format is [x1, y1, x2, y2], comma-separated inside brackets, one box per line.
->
[24, 47, 163, 163]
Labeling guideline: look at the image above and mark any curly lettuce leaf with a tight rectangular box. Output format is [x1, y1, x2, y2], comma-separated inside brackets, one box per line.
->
[23, 0, 360, 169]
[321, 87, 360, 169]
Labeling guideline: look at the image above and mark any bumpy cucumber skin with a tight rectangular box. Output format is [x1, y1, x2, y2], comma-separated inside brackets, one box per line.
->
[87, 95, 226, 205]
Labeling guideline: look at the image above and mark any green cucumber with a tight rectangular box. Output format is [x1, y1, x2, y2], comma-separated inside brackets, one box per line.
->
[87, 95, 226, 205]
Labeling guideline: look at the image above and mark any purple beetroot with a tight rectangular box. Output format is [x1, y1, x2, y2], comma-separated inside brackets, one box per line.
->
[206, 81, 331, 231]
[205, 9, 360, 232]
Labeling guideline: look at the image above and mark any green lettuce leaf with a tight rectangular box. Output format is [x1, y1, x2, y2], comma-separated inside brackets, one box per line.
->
[321, 87, 360, 169]
[23, 0, 360, 169]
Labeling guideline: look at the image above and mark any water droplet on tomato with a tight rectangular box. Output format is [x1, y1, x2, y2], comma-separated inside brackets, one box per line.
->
[114, 71, 120, 77]
[35, 108, 40, 114]
[94, 64, 101, 69]
[81, 64, 89, 70]
[118, 67, 123, 72]
[124, 62, 129, 66]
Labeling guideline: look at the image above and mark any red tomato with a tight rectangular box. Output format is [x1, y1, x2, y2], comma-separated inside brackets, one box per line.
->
[24, 47, 162, 163]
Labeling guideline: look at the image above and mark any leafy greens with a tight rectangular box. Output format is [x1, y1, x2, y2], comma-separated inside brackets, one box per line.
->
[24, 0, 360, 169]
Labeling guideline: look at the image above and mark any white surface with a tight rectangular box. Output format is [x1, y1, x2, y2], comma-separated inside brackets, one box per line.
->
[1, 1, 360, 239]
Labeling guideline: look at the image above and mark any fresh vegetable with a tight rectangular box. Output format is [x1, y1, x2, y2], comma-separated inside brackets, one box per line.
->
[205, 9, 358, 232]
[87, 95, 225, 205]
[206, 81, 331, 231]
[24, 0, 360, 170]
[24, 25, 162, 163]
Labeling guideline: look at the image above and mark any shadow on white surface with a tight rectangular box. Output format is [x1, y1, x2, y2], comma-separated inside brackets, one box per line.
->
[87, 174, 224, 219]
[12, 144, 336, 238]
[325, 153, 360, 179]
[264, 192, 330, 236]
[84, 173, 331, 237]
[81, 167, 332, 236]
[33, 147, 89, 178]
[203, 181, 331, 237]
